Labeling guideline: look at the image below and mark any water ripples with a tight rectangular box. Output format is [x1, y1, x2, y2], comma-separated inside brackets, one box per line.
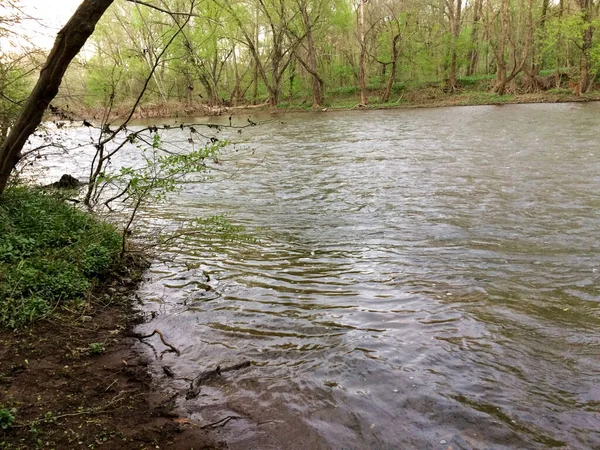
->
[35, 103, 600, 449]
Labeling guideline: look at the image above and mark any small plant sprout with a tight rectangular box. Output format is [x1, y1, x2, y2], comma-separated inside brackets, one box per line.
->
[88, 342, 106, 355]
[0, 405, 17, 430]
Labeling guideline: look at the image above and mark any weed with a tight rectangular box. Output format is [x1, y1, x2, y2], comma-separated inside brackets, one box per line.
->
[88, 342, 105, 355]
[0, 406, 16, 430]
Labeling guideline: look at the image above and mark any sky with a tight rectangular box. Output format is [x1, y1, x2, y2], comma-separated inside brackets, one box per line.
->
[8, 0, 83, 49]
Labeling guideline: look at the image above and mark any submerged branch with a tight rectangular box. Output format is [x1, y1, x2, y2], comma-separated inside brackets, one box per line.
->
[186, 361, 251, 400]
[135, 329, 181, 356]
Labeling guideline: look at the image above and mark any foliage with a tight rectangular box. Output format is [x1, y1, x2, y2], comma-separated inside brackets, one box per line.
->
[88, 342, 106, 355]
[0, 0, 39, 143]
[0, 406, 16, 430]
[26, 0, 596, 110]
[0, 187, 122, 328]
[0, 62, 32, 141]
[109, 136, 226, 204]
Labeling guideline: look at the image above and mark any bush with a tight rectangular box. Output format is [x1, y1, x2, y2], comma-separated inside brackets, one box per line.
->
[0, 187, 123, 328]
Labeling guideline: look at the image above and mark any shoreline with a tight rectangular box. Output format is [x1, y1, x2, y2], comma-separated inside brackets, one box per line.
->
[62, 91, 600, 122]
[0, 264, 223, 449]
[0, 187, 223, 449]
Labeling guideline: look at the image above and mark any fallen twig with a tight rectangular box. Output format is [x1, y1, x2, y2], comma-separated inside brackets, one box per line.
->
[186, 361, 251, 400]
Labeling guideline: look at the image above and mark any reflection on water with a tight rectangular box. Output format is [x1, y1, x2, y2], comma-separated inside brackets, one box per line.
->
[38, 103, 600, 449]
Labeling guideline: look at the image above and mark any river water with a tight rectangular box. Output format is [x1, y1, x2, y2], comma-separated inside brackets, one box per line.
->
[36, 103, 600, 449]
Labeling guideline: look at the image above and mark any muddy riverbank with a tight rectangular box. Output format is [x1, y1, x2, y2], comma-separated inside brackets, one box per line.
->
[59, 90, 600, 122]
[0, 269, 223, 450]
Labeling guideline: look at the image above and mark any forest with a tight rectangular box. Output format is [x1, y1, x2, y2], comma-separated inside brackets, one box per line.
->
[2, 0, 600, 122]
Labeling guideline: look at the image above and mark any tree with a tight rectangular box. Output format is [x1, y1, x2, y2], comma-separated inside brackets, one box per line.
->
[358, 0, 368, 105]
[577, 0, 596, 94]
[492, 0, 527, 95]
[0, 0, 114, 195]
[293, 0, 325, 107]
[445, 0, 462, 90]
[466, 0, 483, 76]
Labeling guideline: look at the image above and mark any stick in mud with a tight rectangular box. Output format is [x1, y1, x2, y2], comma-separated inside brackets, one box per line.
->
[201, 415, 242, 429]
[186, 361, 251, 400]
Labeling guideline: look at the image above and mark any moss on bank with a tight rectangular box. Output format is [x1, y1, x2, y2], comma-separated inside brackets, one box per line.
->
[0, 186, 123, 328]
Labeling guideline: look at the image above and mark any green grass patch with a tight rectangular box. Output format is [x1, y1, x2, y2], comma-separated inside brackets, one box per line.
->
[0, 187, 123, 328]
[539, 67, 569, 77]
[548, 88, 573, 95]
[457, 74, 496, 87]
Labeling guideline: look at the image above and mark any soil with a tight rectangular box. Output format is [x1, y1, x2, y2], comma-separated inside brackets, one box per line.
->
[0, 273, 224, 450]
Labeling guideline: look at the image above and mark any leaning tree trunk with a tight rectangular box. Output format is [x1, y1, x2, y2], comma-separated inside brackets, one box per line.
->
[0, 0, 114, 195]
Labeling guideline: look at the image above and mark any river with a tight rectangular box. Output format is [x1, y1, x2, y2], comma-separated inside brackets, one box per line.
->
[35, 103, 600, 449]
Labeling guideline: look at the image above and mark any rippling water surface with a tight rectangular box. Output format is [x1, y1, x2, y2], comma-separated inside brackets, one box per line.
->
[40, 103, 600, 449]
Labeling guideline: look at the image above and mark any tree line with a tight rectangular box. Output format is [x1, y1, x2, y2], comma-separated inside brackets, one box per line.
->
[1, 0, 600, 193]
[64, 0, 600, 111]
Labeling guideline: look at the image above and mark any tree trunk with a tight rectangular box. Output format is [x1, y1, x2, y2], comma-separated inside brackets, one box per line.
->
[467, 0, 483, 76]
[253, 0, 260, 104]
[381, 34, 400, 103]
[359, 0, 368, 105]
[536, 0, 550, 75]
[578, 0, 595, 95]
[579, 25, 594, 94]
[299, 1, 324, 107]
[523, 0, 539, 92]
[493, 0, 509, 94]
[447, 0, 462, 90]
[0, 0, 114, 195]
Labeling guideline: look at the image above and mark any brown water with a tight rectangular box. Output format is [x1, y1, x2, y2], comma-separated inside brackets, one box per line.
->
[37, 103, 600, 449]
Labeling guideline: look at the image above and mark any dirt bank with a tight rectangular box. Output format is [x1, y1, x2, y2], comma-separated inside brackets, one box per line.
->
[0, 273, 223, 450]
[55, 90, 600, 123]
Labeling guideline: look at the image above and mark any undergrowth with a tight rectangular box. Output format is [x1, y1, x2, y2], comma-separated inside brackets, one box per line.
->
[0, 186, 122, 328]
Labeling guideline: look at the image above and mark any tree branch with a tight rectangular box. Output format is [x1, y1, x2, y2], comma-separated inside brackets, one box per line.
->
[125, 0, 220, 23]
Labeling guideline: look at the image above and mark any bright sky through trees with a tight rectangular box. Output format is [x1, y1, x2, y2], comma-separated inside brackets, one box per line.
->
[8, 0, 81, 48]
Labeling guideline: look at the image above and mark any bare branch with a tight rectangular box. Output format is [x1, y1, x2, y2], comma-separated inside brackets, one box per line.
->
[125, 0, 220, 23]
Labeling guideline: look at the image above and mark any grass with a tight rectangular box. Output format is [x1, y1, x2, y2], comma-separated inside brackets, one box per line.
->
[0, 186, 123, 329]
